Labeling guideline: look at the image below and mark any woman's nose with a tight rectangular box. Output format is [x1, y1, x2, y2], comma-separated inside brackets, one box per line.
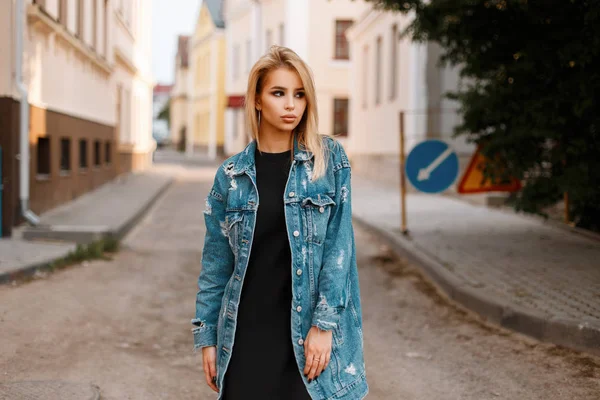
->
[285, 96, 295, 110]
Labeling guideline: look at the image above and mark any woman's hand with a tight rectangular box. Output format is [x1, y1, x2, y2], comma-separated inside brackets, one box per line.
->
[303, 326, 333, 382]
[202, 346, 219, 393]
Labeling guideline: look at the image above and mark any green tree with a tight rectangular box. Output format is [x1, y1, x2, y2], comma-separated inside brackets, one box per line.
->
[158, 99, 171, 128]
[369, 0, 600, 231]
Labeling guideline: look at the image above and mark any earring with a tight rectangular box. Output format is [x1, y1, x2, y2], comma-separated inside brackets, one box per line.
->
[258, 110, 261, 125]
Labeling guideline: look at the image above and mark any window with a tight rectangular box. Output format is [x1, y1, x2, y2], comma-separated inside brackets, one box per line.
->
[92, 0, 98, 49]
[58, 0, 68, 25]
[375, 36, 382, 105]
[60, 138, 71, 173]
[79, 139, 88, 169]
[265, 29, 272, 52]
[362, 45, 369, 109]
[390, 24, 398, 101]
[333, 99, 349, 137]
[105, 141, 112, 164]
[76, 1, 84, 38]
[37, 137, 50, 175]
[279, 23, 285, 46]
[104, 0, 109, 57]
[334, 20, 353, 60]
[232, 44, 240, 80]
[94, 141, 101, 167]
[246, 39, 252, 72]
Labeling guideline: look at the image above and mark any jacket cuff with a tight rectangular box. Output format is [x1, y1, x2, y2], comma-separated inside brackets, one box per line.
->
[311, 305, 342, 331]
[191, 323, 217, 350]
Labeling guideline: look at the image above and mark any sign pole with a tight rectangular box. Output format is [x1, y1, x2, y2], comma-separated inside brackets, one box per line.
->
[399, 112, 408, 235]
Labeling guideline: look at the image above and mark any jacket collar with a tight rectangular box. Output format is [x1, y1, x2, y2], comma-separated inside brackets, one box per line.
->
[232, 133, 313, 175]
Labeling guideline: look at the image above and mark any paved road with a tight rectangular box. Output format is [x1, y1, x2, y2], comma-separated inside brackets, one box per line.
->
[0, 156, 598, 399]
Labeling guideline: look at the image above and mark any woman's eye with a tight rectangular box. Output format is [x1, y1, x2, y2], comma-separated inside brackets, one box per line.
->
[273, 91, 283, 97]
[296, 92, 305, 98]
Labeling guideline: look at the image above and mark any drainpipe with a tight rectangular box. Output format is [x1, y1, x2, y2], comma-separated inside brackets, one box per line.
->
[15, 0, 40, 226]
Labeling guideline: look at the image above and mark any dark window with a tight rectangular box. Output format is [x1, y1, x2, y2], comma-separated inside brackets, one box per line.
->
[334, 20, 353, 60]
[333, 98, 349, 137]
[390, 24, 398, 101]
[59, 0, 68, 24]
[376, 36, 382, 105]
[79, 139, 88, 169]
[37, 137, 50, 175]
[93, 0, 98, 49]
[60, 137, 71, 172]
[76, 1, 84, 38]
[105, 141, 111, 164]
[279, 23, 285, 46]
[94, 141, 101, 167]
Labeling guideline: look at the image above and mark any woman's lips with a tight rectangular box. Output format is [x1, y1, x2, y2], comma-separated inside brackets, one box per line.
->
[281, 116, 296, 123]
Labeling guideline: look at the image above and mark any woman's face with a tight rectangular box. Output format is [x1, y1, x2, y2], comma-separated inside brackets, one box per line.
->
[256, 67, 307, 135]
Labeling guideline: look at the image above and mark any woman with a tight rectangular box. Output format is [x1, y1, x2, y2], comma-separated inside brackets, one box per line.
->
[191, 46, 368, 400]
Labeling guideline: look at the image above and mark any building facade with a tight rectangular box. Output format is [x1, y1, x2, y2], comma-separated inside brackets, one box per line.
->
[170, 35, 190, 151]
[187, 0, 227, 159]
[0, 0, 153, 237]
[223, 0, 370, 156]
[345, 8, 473, 187]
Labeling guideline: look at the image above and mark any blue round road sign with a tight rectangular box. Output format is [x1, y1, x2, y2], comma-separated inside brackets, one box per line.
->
[405, 139, 459, 193]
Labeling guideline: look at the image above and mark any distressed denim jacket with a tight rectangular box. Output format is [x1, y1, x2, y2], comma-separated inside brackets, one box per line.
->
[192, 134, 368, 400]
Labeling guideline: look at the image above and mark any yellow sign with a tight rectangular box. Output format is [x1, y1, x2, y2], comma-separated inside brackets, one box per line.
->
[457, 148, 521, 194]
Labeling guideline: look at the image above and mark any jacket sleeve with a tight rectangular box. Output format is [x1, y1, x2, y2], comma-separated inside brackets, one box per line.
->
[191, 168, 235, 350]
[311, 143, 355, 332]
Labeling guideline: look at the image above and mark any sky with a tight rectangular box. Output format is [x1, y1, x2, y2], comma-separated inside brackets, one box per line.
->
[151, 0, 200, 84]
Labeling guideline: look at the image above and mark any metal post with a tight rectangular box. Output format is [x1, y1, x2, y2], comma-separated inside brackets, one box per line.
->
[399, 112, 408, 235]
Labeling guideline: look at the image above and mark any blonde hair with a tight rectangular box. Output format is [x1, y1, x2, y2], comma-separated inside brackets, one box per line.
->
[245, 45, 327, 181]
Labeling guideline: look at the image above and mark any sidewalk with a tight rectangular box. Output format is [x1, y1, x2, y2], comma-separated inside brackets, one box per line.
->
[352, 175, 600, 356]
[0, 169, 173, 284]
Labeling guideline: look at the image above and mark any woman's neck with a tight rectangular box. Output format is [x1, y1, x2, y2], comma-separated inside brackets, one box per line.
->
[257, 128, 293, 153]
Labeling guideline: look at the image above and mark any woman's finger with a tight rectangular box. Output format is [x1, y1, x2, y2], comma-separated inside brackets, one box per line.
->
[303, 352, 315, 377]
[202, 350, 219, 393]
[307, 352, 320, 380]
[316, 353, 327, 377]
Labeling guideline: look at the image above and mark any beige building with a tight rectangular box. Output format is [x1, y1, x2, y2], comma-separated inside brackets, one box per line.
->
[170, 35, 190, 151]
[223, 0, 370, 156]
[0, 0, 153, 237]
[345, 8, 473, 186]
[187, 0, 227, 159]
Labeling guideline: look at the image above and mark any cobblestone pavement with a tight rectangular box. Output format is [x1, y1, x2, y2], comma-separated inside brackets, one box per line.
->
[0, 152, 598, 399]
[352, 176, 600, 335]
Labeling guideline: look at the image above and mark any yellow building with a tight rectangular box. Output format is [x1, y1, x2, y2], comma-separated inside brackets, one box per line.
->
[188, 0, 227, 159]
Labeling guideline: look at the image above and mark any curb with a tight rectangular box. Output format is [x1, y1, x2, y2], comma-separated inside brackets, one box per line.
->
[352, 216, 600, 357]
[0, 178, 174, 285]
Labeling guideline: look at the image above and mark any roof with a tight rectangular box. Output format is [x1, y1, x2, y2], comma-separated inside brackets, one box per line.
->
[154, 84, 173, 94]
[176, 35, 190, 68]
[204, 0, 225, 29]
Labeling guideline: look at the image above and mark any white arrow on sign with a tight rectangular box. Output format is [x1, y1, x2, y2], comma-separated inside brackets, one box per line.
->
[417, 147, 453, 181]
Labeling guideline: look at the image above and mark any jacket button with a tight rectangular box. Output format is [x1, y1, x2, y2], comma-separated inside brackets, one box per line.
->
[296, 306, 302, 312]
[289, 191, 295, 197]
[296, 269, 302, 276]
[319, 207, 325, 213]
[293, 230, 300, 237]
[298, 338, 304, 345]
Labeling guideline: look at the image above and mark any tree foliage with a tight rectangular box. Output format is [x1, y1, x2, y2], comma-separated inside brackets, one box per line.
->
[369, 0, 600, 231]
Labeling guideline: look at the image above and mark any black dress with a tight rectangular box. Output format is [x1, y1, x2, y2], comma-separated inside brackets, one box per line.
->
[221, 148, 312, 400]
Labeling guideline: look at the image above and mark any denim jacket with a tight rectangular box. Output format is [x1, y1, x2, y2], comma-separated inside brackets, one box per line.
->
[192, 134, 368, 400]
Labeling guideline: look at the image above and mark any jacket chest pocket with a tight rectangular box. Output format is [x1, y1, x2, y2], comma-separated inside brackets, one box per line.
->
[223, 211, 244, 257]
[301, 194, 335, 245]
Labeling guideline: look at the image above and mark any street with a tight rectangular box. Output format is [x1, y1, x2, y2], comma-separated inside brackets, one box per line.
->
[0, 156, 598, 400]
